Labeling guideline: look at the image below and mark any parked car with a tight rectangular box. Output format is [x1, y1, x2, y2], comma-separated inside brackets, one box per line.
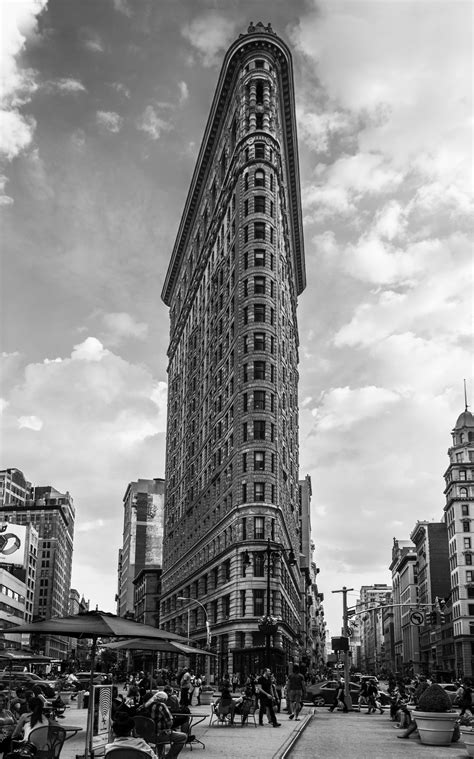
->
[437, 683, 459, 704]
[0, 671, 58, 698]
[74, 672, 109, 687]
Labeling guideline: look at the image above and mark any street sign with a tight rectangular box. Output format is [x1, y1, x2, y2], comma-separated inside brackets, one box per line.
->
[410, 610, 424, 626]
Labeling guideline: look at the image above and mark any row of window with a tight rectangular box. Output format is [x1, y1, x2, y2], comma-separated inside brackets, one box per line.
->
[242, 420, 275, 442]
[244, 169, 273, 191]
[244, 221, 274, 243]
[244, 196, 274, 217]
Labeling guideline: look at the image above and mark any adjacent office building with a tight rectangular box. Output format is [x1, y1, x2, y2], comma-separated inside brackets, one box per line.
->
[0, 469, 75, 658]
[159, 22, 307, 680]
[117, 478, 165, 619]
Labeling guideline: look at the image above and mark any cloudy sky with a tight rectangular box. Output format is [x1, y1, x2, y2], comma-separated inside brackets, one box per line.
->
[0, 0, 472, 636]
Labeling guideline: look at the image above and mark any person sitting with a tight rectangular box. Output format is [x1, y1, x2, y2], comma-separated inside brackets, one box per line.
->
[143, 691, 187, 758]
[214, 680, 235, 725]
[162, 686, 191, 735]
[0, 692, 16, 756]
[11, 697, 49, 744]
[105, 714, 157, 758]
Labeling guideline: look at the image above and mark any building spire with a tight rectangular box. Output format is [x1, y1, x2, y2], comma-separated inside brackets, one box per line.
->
[464, 378, 469, 411]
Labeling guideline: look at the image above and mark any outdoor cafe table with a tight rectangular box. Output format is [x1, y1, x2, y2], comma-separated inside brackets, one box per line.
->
[187, 713, 208, 749]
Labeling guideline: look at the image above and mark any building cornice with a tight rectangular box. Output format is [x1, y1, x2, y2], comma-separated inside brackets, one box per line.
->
[161, 26, 306, 306]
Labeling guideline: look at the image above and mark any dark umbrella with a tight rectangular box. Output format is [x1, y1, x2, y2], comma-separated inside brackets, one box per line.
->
[13, 611, 188, 757]
[102, 637, 217, 654]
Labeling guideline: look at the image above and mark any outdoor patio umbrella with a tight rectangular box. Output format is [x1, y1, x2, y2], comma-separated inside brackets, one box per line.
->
[12, 610, 188, 757]
[102, 637, 216, 655]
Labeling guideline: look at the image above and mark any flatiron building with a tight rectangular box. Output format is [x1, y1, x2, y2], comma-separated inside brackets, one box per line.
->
[160, 22, 306, 680]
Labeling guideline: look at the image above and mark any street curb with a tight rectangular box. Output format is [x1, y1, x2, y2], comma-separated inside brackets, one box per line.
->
[272, 710, 315, 759]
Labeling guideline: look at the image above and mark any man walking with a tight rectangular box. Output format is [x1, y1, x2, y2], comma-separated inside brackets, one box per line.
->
[256, 668, 281, 727]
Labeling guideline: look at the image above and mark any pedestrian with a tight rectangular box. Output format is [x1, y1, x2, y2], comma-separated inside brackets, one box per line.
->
[256, 668, 281, 727]
[286, 664, 306, 720]
[458, 679, 473, 716]
[192, 674, 202, 706]
[328, 678, 348, 713]
[366, 680, 384, 714]
[231, 672, 240, 693]
[11, 697, 49, 744]
[179, 668, 192, 707]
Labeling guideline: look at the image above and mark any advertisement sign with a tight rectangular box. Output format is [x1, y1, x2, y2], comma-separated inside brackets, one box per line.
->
[91, 685, 113, 753]
[0, 524, 27, 567]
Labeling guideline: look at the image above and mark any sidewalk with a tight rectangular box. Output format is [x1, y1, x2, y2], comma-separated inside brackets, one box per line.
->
[59, 702, 310, 759]
[286, 708, 469, 759]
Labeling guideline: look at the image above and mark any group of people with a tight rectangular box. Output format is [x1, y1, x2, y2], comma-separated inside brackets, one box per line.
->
[0, 693, 51, 758]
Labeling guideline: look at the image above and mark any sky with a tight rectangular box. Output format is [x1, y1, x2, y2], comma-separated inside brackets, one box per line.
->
[0, 0, 472, 637]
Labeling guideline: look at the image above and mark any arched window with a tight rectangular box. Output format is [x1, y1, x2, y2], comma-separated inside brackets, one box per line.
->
[460, 487, 468, 498]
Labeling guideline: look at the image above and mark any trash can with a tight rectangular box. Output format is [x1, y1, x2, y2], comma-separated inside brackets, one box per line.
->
[76, 691, 84, 709]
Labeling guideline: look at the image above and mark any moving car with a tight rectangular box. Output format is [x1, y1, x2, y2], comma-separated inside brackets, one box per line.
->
[74, 672, 109, 687]
[305, 679, 391, 707]
[305, 680, 362, 706]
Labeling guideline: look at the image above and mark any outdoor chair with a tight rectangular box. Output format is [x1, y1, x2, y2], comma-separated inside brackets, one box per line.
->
[104, 749, 151, 759]
[238, 697, 258, 727]
[209, 700, 233, 726]
[28, 725, 66, 759]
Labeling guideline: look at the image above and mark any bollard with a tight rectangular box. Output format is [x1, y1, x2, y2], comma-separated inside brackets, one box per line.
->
[76, 690, 84, 709]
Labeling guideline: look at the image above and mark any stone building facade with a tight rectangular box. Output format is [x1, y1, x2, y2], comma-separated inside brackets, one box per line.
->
[159, 23, 306, 681]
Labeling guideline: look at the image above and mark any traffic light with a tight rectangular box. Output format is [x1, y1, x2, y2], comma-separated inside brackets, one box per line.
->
[439, 611, 446, 624]
[429, 611, 437, 625]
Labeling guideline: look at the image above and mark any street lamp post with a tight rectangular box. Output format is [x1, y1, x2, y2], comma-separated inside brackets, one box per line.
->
[260, 539, 297, 670]
[177, 597, 211, 684]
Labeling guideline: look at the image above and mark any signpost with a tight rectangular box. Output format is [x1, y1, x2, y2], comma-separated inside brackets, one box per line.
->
[409, 610, 424, 626]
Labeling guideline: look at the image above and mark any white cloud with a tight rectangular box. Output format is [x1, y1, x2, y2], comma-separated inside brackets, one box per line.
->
[0, 1, 46, 162]
[18, 415, 43, 431]
[77, 519, 106, 532]
[178, 81, 188, 104]
[0, 399, 8, 414]
[136, 106, 172, 140]
[80, 29, 104, 54]
[311, 385, 401, 431]
[71, 337, 108, 362]
[0, 175, 14, 205]
[101, 312, 148, 346]
[96, 111, 123, 133]
[0, 109, 36, 160]
[182, 13, 237, 67]
[111, 82, 131, 99]
[47, 78, 87, 94]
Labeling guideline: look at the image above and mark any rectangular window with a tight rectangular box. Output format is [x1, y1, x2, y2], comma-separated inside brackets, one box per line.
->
[254, 249, 265, 266]
[244, 199, 249, 216]
[243, 422, 248, 441]
[242, 517, 247, 540]
[244, 226, 249, 243]
[254, 361, 265, 380]
[254, 222, 265, 240]
[254, 196, 266, 214]
[254, 451, 265, 471]
[254, 304, 266, 322]
[255, 113, 263, 129]
[254, 420, 265, 440]
[242, 453, 247, 472]
[253, 588, 265, 616]
[464, 538, 472, 549]
[254, 553, 265, 577]
[223, 594, 231, 617]
[462, 504, 470, 516]
[243, 364, 248, 382]
[254, 332, 265, 350]
[254, 390, 265, 409]
[467, 554, 473, 565]
[255, 143, 265, 159]
[244, 251, 249, 269]
[244, 306, 248, 324]
[254, 516, 264, 539]
[467, 571, 474, 582]
[254, 276, 265, 294]
[243, 393, 248, 411]
[240, 589, 246, 616]
[255, 170, 265, 188]
[242, 483, 247, 503]
[254, 482, 265, 502]
[243, 335, 248, 353]
[464, 522, 471, 532]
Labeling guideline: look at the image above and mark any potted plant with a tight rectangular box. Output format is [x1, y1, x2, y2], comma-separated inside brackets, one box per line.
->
[258, 615, 279, 636]
[460, 713, 474, 757]
[412, 683, 458, 745]
[200, 685, 214, 705]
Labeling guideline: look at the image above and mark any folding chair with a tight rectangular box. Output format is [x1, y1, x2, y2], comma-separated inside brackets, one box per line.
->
[239, 698, 258, 727]
[209, 700, 233, 726]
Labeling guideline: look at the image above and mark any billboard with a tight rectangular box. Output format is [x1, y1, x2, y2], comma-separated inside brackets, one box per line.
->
[0, 523, 27, 567]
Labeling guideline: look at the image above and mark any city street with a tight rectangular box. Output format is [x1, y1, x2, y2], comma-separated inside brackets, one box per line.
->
[288, 709, 469, 759]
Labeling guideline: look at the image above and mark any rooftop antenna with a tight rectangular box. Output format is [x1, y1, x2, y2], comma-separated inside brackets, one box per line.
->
[464, 379, 469, 412]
